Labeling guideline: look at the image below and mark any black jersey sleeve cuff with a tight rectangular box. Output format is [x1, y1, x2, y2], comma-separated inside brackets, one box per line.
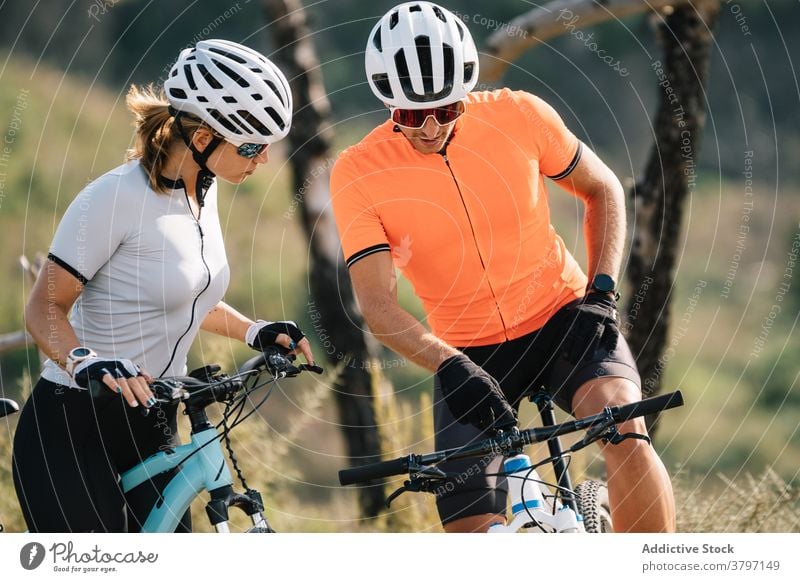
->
[346, 244, 391, 268]
[547, 141, 583, 181]
[47, 253, 88, 285]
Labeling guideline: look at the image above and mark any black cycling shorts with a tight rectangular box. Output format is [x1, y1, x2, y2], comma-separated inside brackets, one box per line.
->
[433, 297, 641, 525]
[12, 377, 190, 532]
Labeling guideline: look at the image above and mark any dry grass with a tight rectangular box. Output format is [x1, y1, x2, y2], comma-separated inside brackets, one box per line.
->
[2, 368, 798, 533]
[675, 469, 800, 532]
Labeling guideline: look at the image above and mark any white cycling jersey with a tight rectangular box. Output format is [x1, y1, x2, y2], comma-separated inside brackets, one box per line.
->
[42, 160, 230, 387]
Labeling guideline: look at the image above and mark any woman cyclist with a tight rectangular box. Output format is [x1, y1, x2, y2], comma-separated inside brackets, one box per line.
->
[13, 39, 316, 532]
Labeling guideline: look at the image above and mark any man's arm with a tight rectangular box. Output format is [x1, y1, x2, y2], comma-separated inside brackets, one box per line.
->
[554, 144, 626, 283]
[349, 252, 459, 371]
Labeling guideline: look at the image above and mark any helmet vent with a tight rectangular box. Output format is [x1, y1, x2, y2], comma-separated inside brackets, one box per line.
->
[184, 65, 197, 90]
[265, 80, 286, 106]
[251, 93, 263, 101]
[409, 4, 422, 13]
[395, 39, 454, 102]
[455, 19, 465, 40]
[197, 64, 223, 89]
[230, 113, 253, 133]
[372, 73, 392, 98]
[372, 29, 383, 52]
[168, 88, 187, 99]
[432, 6, 446, 22]
[223, 95, 237, 103]
[414, 35, 434, 95]
[464, 62, 475, 84]
[236, 109, 272, 136]
[208, 46, 247, 64]
[389, 10, 399, 29]
[207, 109, 240, 134]
[214, 60, 250, 88]
[264, 107, 286, 131]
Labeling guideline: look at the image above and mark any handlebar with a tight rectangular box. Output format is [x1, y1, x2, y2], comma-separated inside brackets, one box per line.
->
[339, 390, 683, 486]
[90, 347, 323, 410]
[0, 398, 19, 419]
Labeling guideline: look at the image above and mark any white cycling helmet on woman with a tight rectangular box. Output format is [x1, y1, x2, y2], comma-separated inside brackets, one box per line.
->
[163, 39, 293, 205]
[365, 2, 479, 108]
[165, 38, 292, 145]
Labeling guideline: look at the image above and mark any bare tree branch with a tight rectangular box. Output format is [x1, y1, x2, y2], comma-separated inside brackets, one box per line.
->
[0, 331, 32, 353]
[480, 0, 692, 82]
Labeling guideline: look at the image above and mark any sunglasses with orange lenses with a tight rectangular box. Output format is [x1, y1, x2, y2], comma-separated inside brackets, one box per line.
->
[390, 101, 466, 129]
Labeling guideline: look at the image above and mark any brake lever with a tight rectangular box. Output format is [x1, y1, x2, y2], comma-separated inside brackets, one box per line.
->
[260, 347, 324, 377]
[385, 471, 449, 508]
[298, 363, 324, 374]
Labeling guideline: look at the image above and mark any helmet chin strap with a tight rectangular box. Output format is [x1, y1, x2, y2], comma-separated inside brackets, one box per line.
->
[169, 108, 223, 208]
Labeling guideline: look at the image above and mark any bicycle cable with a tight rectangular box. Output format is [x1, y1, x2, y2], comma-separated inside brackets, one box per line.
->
[162, 373, 278, 472]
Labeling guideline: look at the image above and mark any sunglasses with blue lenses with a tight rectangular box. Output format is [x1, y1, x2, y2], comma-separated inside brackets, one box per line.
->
[234, 142, 268, 159]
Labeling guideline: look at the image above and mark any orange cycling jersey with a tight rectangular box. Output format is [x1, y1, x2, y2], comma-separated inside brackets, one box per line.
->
[330, 89, 588, 347]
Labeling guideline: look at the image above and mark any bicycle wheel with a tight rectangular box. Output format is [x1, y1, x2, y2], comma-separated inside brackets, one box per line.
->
[575, 480, 613, 533]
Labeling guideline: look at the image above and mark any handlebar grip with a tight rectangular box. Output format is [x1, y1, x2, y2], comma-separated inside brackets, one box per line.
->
[0, 398, 19, 419]
[612, 390, 684, 422]
[339, 457, 410, 486]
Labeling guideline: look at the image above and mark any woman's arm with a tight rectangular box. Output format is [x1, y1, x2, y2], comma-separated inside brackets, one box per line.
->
[25, 260, 153, 407]
[200, 301, 252, 342]
[25, 260, 83, 368]
[201, 301, 315, 364]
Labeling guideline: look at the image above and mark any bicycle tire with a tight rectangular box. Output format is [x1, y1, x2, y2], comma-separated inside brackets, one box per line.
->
[575, 480, 613, 533]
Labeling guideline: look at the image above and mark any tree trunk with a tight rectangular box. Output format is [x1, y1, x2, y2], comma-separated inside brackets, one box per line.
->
[479, 0, 692, 83]
[624, 1, 721, 432]
[262, 0, 386, 518]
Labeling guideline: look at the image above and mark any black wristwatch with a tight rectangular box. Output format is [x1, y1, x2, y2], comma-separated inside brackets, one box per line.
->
[589, 274, 619, 300]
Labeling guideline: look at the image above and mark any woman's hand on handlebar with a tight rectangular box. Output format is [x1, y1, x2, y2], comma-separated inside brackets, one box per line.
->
[73, 357, 155, 408]
[246, 320, 317, 367]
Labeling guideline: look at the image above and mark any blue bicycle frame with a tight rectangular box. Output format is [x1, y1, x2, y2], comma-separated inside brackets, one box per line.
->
[113, 356, 301, 533]
[120, 427, 233, 533]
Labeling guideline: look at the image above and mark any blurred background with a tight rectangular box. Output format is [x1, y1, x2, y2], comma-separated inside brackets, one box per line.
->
[0, 0, 798, 532]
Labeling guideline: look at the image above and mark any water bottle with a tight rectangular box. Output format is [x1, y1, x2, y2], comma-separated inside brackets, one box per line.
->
[504, 454, 549, 520]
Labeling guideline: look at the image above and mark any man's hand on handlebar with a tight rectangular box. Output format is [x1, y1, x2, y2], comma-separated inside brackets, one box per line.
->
[436, 353, 517, 433]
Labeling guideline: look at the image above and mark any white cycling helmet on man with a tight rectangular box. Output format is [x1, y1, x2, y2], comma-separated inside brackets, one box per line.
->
[365, 1, 479, 109]
[164, 39, 293, 204]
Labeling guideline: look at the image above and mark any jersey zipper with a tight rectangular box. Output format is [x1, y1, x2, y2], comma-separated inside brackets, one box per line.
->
[158, 196, 213, 377]
[440, 152, 509, 340]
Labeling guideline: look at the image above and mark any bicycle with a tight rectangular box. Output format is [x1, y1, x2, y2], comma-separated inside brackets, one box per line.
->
[3, 347, 322, 533]
[0, 398, 18, 420]
[339, 389, 684, 533]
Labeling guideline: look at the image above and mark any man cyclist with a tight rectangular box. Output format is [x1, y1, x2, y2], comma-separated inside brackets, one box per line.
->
[330, 2, 675, 532]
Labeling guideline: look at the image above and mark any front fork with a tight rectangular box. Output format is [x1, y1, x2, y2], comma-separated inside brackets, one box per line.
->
[206, 486, 275, 533]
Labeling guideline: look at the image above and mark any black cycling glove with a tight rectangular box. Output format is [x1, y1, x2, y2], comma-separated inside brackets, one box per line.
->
[246, 320, 306, 351]
[436, 354, 517, 432]
[563, 293, 620, 365]
[72, 357, 141, 389]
